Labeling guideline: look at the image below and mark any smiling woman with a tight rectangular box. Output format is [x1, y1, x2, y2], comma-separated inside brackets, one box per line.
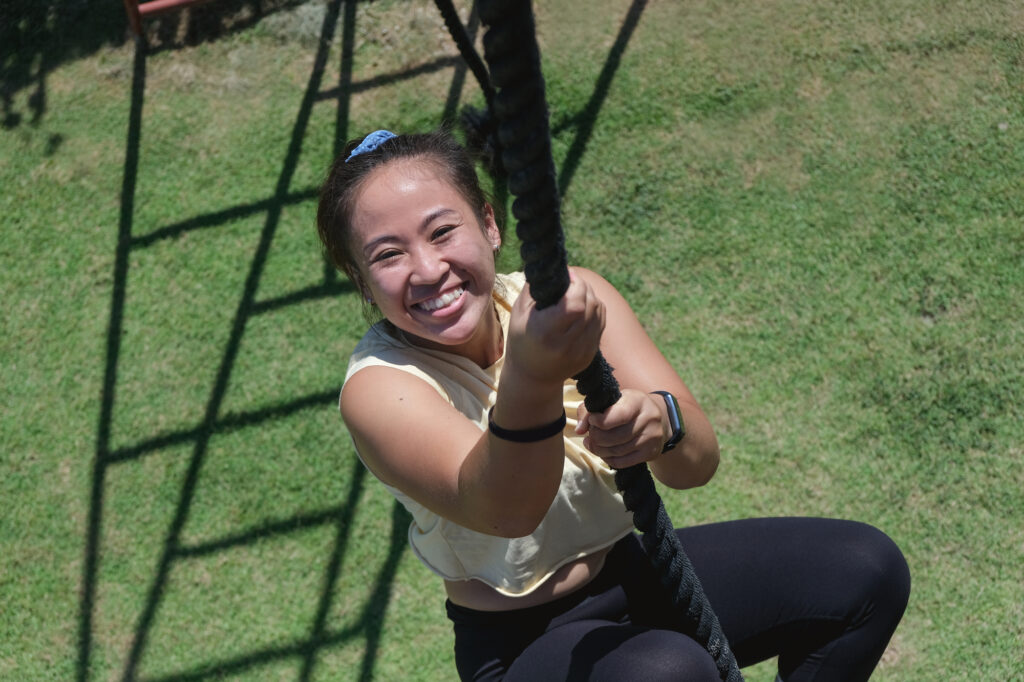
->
[348, 157, 503, 366]
[315, 129, 911, 682]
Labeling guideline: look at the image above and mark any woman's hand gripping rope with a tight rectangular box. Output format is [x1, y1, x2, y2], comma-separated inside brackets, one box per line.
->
[505, 269, 606, 386]
[576, 389, 667, 469]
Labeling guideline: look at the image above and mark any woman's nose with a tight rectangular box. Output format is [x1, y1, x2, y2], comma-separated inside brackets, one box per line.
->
[408, 247, 448, 284]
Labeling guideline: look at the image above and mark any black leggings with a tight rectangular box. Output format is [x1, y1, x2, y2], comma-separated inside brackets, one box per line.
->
[447, 517, 910, 681]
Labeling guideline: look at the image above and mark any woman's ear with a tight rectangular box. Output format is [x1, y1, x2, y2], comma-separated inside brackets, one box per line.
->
[482, 203, 501, 250]
[345, 266, 374, 303]
[359, 281, 374, 304]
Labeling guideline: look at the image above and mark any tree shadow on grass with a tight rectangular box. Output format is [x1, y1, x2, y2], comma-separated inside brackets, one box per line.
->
[79, 0, 648, 679]
[1, 0, 120, 132]
[0, 0, 320, 139]
[135, 0, 313, 54]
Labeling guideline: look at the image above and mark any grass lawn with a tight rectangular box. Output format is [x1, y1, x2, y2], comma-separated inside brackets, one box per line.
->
[2, 0, 1022, 679]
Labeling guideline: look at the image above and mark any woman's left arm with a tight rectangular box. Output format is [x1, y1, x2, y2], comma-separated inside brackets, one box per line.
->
[572, 267, 720, 490]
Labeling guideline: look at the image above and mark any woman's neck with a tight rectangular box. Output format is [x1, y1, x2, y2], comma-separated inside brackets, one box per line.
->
[465, 300, 504, 368]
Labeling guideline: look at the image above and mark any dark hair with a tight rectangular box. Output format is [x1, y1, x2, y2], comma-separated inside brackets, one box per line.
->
[316, 129, 501, 298]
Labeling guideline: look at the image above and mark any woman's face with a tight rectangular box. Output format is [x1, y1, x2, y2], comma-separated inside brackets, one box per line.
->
[349, 158, 502, 362]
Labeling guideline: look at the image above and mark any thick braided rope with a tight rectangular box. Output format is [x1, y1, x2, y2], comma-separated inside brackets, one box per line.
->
[474, 2, 742, 680]
[433, 0, 496, 109]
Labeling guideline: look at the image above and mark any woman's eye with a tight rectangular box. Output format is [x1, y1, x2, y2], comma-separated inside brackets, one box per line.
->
[372, 249, 400, 263]
[432, 225, 456, 240]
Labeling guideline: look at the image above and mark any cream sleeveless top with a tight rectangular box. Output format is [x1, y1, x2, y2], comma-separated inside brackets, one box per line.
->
[343, 272, 634, 596]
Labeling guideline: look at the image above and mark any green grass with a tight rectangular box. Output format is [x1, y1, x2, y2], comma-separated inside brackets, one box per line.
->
[2, 0, 1022, 679]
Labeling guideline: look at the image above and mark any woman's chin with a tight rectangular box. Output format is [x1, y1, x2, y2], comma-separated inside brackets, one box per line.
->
[403, 298, 497, 356]
[406, 324, 476, 351]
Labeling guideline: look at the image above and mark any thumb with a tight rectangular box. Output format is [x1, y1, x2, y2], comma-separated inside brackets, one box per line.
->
[575, 403, 590, 435]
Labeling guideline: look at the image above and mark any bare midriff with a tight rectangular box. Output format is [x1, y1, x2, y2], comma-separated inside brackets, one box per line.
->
[444, 544, 613, 612]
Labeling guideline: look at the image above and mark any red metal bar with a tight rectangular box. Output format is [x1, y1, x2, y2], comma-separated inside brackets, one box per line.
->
[122, 0, 217, 35]
[138, 0, 214, 18]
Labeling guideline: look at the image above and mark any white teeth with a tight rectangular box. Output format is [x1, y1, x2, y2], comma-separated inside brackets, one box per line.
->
[418, 287, 464, 312]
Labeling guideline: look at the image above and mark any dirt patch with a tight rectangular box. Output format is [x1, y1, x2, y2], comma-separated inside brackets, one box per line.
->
[878, 630, 916, 670]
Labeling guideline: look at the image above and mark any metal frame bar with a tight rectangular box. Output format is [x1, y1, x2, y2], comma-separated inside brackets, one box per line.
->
[122, 0, 216, 36]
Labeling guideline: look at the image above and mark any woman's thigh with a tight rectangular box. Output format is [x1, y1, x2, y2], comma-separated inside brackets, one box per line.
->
[670, 517, 910, 679]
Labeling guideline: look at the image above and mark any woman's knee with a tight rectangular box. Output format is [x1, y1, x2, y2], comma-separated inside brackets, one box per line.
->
[845, 522, 912, 616]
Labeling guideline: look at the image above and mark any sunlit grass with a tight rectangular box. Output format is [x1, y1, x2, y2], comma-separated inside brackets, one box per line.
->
[2, 0, 1022, 679]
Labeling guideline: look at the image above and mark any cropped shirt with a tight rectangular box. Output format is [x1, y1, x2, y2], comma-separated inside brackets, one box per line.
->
[343, 272, 634, 596]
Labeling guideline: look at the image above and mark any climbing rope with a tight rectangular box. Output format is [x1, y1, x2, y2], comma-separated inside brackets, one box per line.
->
[443, 2, 744, 680]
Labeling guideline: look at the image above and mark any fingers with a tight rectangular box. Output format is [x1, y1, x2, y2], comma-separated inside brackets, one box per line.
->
[585, 430, 661, 469]
[588, 443, 661, 469]
[601, 447, 660, 470]
[581, 390, 664, 469]
[544, 275, 604, 339]
[575, 403, 590, 435]
[582, 396, 638, 432]
[510, 273, 606, 381]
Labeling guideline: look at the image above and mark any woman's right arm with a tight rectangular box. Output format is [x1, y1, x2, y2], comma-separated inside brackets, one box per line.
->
[342, 366, 566, 537]
[340, 276, 605, 538]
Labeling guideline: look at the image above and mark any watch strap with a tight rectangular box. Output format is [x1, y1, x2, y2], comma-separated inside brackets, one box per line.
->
[651, 390, 685, 452]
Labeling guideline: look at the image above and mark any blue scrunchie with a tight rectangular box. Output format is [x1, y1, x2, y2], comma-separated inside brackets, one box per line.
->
[345, 130, 397, 162]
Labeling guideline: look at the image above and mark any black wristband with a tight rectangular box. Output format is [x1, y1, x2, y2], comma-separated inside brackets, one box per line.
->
[487, 406, 567, 443]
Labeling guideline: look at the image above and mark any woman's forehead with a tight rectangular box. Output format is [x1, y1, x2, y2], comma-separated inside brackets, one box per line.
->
[352, 159, 466, 230]
[358, 159, 463, 207]
[366, 156, 450, 191]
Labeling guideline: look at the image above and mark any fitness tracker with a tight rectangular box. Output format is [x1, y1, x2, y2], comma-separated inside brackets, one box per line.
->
[651, 391, 685, 453]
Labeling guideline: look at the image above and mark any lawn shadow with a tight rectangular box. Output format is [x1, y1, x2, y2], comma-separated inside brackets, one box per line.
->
[1, 0, 123, 133]
[79, 0, 645, 678]
[552, 0, 648, 199]
[78, 0, 404, 679]
[0, 0, 318, 137]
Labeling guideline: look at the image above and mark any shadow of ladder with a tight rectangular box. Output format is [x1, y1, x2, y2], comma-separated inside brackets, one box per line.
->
[80, 1, 422, 680]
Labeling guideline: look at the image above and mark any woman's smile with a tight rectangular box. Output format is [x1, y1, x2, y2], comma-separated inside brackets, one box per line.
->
[415, 285, 466, 313]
